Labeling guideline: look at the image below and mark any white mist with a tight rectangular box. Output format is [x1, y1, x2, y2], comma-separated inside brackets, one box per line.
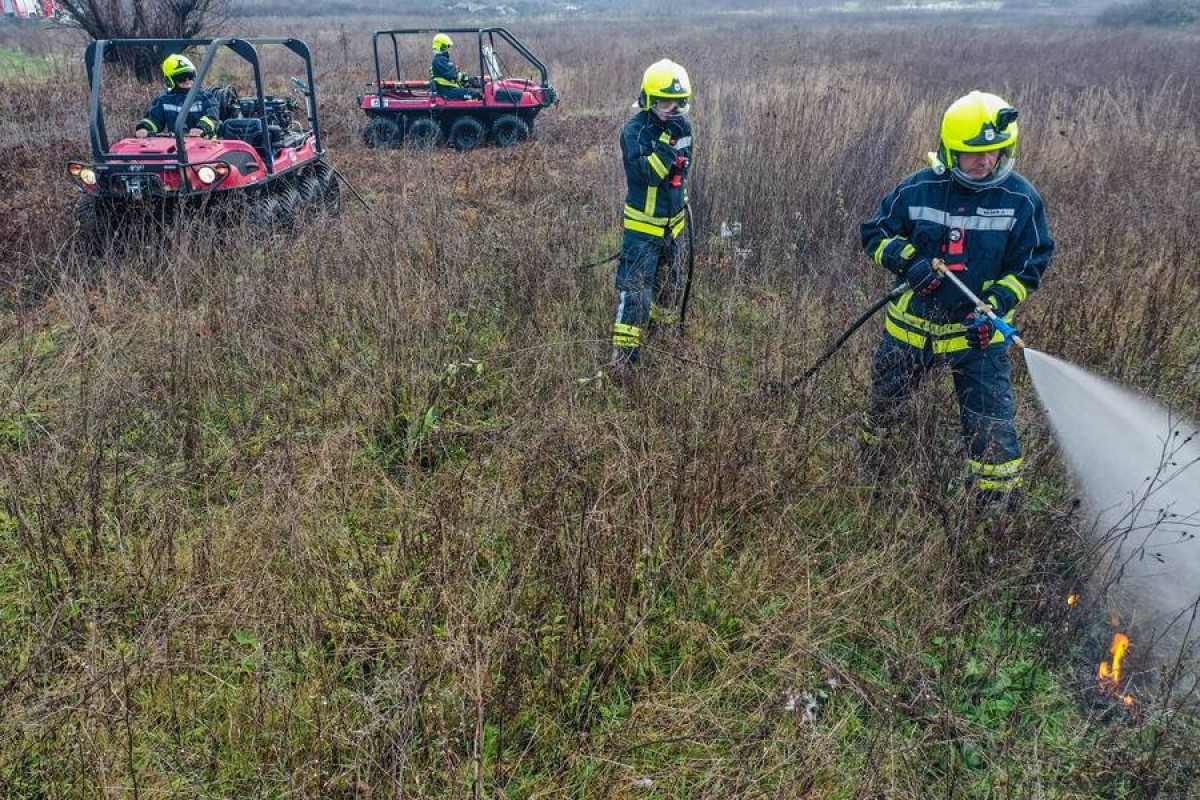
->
[1024, 349, 1200, 650]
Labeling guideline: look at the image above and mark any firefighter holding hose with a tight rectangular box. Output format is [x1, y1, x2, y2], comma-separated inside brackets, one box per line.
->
[859, 90, 1055, 508]
[610, 58, 693, 370]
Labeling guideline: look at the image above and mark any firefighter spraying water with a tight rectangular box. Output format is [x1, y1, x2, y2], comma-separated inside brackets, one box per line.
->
[856, 90, 1053, 508]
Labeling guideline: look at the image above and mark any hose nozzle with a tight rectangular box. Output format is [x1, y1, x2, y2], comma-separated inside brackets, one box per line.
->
[932, 258, 1027, 349]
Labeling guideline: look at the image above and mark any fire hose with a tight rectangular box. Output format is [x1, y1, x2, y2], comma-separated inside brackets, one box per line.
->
[932, 258, 1027, 349]
[777, 281, 911, 392]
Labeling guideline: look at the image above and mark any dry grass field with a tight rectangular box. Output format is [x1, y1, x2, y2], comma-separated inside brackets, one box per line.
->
[1, 6, 1199, 797]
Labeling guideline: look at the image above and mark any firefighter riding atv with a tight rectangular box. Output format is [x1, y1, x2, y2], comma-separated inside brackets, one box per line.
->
[68, 37, 340, 244]
[359, 27, 556, 151]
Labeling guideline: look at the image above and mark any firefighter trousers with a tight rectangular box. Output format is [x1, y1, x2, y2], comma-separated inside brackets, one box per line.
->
[861, 333, 1023, 493]
[611, 229, 681, 363]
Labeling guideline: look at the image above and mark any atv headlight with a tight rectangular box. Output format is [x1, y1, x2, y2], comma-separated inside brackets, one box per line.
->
[79, 168, 97, 186]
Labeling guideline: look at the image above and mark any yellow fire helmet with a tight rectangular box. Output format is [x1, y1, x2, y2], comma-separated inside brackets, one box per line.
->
[639, 58, 691, 118]
[432, 33, 454, 52]
[161, 54, 197, 89]
[936, 90, 1020, 189]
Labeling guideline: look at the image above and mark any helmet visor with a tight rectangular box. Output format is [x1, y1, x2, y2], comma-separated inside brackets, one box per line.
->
[651, 97, 690, 119]
[950, 147, 1015, 189]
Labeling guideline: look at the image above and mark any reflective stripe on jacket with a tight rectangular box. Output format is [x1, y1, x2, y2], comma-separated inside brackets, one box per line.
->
[620, 110, 691, 238]
[431, 50, 461, 88]
[136, 88, 219, 137]
[860, 167, 1054, 345]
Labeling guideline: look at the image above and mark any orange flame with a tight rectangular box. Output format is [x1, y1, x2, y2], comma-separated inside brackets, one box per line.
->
[1067, 594, 1079, 607]
[1098, 633, 1134, 705]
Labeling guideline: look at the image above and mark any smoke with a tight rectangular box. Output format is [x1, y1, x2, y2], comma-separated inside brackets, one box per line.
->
[1024, 350, 1200, 652]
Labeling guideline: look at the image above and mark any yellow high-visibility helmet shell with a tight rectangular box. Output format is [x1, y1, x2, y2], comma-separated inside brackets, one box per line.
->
[161, 54, 197, 89]
[432, 33, 454, 52]
[639, 59, 692, 113]
[939, 90, 1021, 188]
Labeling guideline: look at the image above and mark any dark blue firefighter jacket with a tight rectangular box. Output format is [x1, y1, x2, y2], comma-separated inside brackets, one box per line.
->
[861, 167, 1054, 350]
[136, 88, 219, 137]
[620, 110, 692, 238]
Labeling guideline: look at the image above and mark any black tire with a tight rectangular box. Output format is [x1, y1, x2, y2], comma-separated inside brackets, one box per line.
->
[76, 196, 109, 244]
[75, 196, 134, 254]
[248, 193, 280, 228]
[448, 116, 486, 151]
[363, 116, 401, 149]
[275, 185, 301, 231]
[324, 178, 343, 215]
[491, 114, 529, 147]
[315, 162, 343, 215]
[405, 117, 440, 150]
[297, 173, 322, 204]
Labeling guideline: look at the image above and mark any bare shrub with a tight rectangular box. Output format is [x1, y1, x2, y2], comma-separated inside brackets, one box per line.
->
[58, 0, 229, 81]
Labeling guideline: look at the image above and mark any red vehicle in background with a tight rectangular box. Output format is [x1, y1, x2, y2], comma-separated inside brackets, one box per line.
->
[1, 0, 59, 19]
[67, 37, 340, 242]
[359, 27, 557, 151]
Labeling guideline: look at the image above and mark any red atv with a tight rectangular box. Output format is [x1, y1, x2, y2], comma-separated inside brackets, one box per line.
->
[67, 37, 340, 242]
[359, 27, 556, 151]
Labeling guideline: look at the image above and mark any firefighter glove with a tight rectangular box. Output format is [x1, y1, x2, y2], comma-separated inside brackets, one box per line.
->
[965, 311, 994, 349]
[905, 257, 942, 297]
[654, 140, 679, 166]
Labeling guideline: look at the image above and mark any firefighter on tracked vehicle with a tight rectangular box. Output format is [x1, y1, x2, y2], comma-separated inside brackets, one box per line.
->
[859, 90, 1054, 509]
[430, 33, 479, 100]
[135, 54, 219, 139]
[610, 58, 693, 369]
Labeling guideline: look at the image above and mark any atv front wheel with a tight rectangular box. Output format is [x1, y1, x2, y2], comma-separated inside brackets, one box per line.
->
[448, 116, 486, 151]
[76, 197, 109, 242]
[363, 116, 402, 149]
[491, 114, 529, 147]
[275, 185, 301, 231]
[405, 117, 440, 150]
[248, 193, 281, 229]
[75, 196, 127, 252]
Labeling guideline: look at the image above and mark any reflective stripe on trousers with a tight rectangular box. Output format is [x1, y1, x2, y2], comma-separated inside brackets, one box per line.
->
[862, 331, 1023, 491]
[612, 229, 679, 357]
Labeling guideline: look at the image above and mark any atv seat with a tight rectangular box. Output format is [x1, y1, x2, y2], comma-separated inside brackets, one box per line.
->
[219, 118, 286, 153]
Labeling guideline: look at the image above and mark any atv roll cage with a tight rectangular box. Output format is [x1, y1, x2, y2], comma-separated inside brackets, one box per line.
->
[369, 27, 551, 104]
[85, 37, 322, 186]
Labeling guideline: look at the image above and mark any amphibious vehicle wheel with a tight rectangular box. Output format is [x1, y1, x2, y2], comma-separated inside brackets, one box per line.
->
[324, 178, 342, 214]
[405, 117, 440, 150]
[315, 162, 342, 215]
[76, 197, 108, 242]
[248, 193, 281, 229]
[75, 196, 128, 252]
[363, 116, 402, 149]
[492, 114, 529, 147]
[275, 185, 301, 231]
[448, 116, 486, 151]
[298, 172, 322, 205]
